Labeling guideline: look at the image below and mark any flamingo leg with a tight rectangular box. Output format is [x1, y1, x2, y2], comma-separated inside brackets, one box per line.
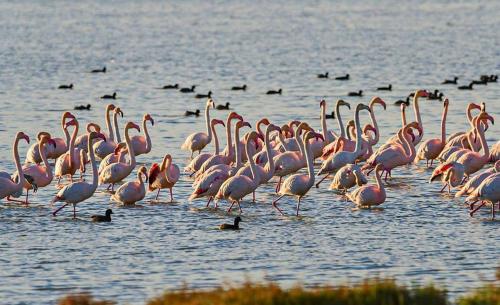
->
[24, 189, 29, 205]
[426, 160, 429, 167]
[227, 201, 235, 213]
[155, 189, 161, 200]
[252, 191, 255, 203]
[52, 203, 69, 216]
[106, 184, 112, 191]
[492, 202, 495, 220]
[469, 201, 486, 217]
[384, 171, 389, 182]
[206, 197, 213, 208]
[469, 199, 479, 210]
[190, 151, 194, 159]
[272, 195, 285, 215]
[275, 177, 282, 193]
[296, 197, 301, 216]
[237, 201, 243, 214]
[315, 174, 329, 188]
[365, 167, 375, 176]
[430, 159, 434, 167]
[447, 183, 451, 194]
[169, 188, 173, 203]
[440, 183, 447, 193]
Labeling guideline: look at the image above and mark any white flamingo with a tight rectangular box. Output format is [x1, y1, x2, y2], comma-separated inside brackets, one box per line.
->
[272, 131, 323, 216]
[111, 166, 148, 205]
[181, 99, 215, 158]
[0, 132, 30, 201]
[456, 161, 500, 198]
[346, 164, 386, 208]
[148, 154, 180, 202]
[52, 132, 106, 218]
[466, 172, 500, 219]
[184, 119, 225, 174]
[329, 163, 368, 192]
[54, 118, 86, 184]
[321, 100, 351, 159]
[74, 123, 101, 152]
[130, 114, 154, 156]
[93, 104, 121, 160]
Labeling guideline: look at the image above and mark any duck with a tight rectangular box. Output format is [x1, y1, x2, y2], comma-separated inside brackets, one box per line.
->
[100, 92, 116, 99]
[394, 96, 410, 106]
[91, 209, 113, 222]
[427, 90, 444, 100]
[231, 85, 247, 91]
[348, 90, 363, 97]
[335, 74, 349, 80]
[161, 83, 178, 89]
[472, 79, 488, 85]
[219, 216, 241, 230]
[266, 88, 282, 95]
[458, 82, 474, 90]
[442, 77, 458, 84]
[91, 67, 106, 73]
[325, 111, 335, 119]
[377, 84, 392, 91]
[195, 91, 212, 99]
[58, 84, 73, 89]
[180, 85, 196, 93]
[74, 104, 91, 111]
[216, 102, 230, 110]
[317, 72, 329, 79]
[185, 109, 200, 117]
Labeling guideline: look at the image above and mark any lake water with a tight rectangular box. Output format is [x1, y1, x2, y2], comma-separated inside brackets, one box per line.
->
[0, 1, 499, 304]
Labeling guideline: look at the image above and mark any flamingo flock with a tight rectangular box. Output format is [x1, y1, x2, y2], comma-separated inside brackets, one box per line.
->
[0, 90, 499, 220]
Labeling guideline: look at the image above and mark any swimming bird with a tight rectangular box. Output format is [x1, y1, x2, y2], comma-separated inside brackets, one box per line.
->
[180, 85, 196, 93]
[472, 79, 488, 85]
[74, 104, 91, 111]
[91, 67, 106, 73]
[377, 84, 392, 91]
[100, 92, 116, 99]
[317, 72, 328, 79]
[394, 97, 410, 106]
[219, 216, 241, 230]
[442, 77, 458, 84]
[161, 84, 178, 89]
[216, 102, 230, 110]
[348, 90, 363, 97]
[458, 82, 474, 90]
[91, 209, 113, 222]
[335, 74, 349, 80]
[231, 85, 247, 91]
[266, 89, 282, 95]
[195, 91, 212, 99]
[325, 111, 335, 119]
[58, 84, 73, 89]
[185, 109, 200, 117]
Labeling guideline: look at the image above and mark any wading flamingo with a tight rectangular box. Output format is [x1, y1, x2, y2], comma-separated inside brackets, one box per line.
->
[99, 122, 140, 191]
[130, 114, 154, 156]
[445, 102, 482, 148]
[430, 161, 465, 193]
[52, 132, 106, 218]
[329, 163, 368, 193]
[184, 119, 225, 174]
[112, 166, 148, 205]
[75, 123, 101, 152]
[93, 104, 120, 159]
[272, 131, 323, 216]
[321, 100, 351, 159]
[181, 99, 215, 158]
[148, 154, 180, 202]
[0, 132, 30, 201]
[54, 118, 86, 185]
[357, 97, 387, 162]
[466, 172, 500, 219]
[456, 161, 500, 198]
[346, 163, 386, 208]
[98, 142, 127, 175]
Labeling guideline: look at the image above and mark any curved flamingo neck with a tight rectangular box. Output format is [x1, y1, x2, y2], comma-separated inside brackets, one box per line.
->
[401, 104, 407, 126]
[39, 141, 53, 180]
[295, 127, 306, 157]
[142, 118, 151, 153]
[211, 123, 220, 155]
[62, 116, 71, 148]
[320, 103, 328, 143]
[353, 108, 363, 155]
[336, 102, 346, 139]
[264, 127, 274, 175]
[397, 129, 410, 158]
[277, 130, 288, 152]
[246, 139, 260, 184]
[87, 136, 98, 190]
[303, 136, 315, 186]
[124, 127, 136, 169]
[113, 112, 121, 143]
[441, 103, 448, 145]
[475, 119, 489, 160]
[13, 136, 25, 188]
[137, 171, 144, 184]
[205, 104, 212, 143]
[369, 102, 380, 145]
[375, 168, 385, 195]
[234, 125, 243, 168]
[106, 108, 115, 143]
[68, 121, 79, 169]
[466, 104, 476, 128]
[413, 93, 423, 142]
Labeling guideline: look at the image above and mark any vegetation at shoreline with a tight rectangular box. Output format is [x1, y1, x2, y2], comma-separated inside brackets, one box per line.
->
[57, 277, 499, 305]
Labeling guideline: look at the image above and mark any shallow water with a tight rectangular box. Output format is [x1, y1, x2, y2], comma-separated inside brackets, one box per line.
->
[0, 1, 499, 304]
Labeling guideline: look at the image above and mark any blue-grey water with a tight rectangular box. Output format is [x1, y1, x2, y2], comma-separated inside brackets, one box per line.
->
[0, 1, 499, 304]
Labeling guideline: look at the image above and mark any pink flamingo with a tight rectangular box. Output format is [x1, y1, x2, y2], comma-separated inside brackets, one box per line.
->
[216, 131, 262, 213]
[111, 166, 148, 205]
[329, 163, 368, 193]
[93, 105, 121, 160]
[445, 102, 482, 149]
[356, 97, 387, 162]
[321, 100, 351, 159]
[54, 118, 87, 185]
[430, 161, 465, 193]
[184, 119, 225, 174]
[74, 123, 101, 152]
[130, 114, 154, 156]
[254, 123, 288, 166]
[309, 100, 336, 158]
[415, 98, 449, 167]
[456, 161, 500, 198]
[490, 141, 500, 162]
[148, 154, 180, 202]
[346, 164, 386, 208]
[181, 99, 215, 158]
[99, 122, 141, 191]
[98, 142, 127, 175]
[52, 132, 106, 218]
[272, 131, 323, 216]
[466, 172, 500, 219]
[0, 132, 30, 201]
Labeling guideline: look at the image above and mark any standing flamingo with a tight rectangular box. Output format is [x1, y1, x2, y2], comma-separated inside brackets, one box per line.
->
[54, 118, 86, 184]
[490, 141, 500, 162]
[111, 166, 148, 205]
[445, 102, 481, 147]
[52, 132, 106, 218]
[466, 172, 500, 219]
[272, 131, 323, 216]
[415, 98, 449, 167]
[321, 100, 351, 159]
[99, 122, 141, 191]
[184, 119, 225, 174]
[93, 104, 119, 160]
[181, 99, 215, 158]
[456, 161, 500, 197]
[357, 97, 386, 161]
[430, 161, 465, 193]
[130, 114, 154, 156]
[329, 163, 368, 193]
[148, 154, 180, 202]
[98, 142, 127, 175]
[346, 164, 386, 208]
[75, 123, 101, 152]
[0, 132, 30, 201]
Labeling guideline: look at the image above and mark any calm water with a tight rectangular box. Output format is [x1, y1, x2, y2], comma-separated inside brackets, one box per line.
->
[0, 1, 499, 304]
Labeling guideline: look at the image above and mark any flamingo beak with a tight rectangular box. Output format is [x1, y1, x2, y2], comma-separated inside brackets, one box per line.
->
[379, 99, 387, 110]
[235, 114, 244, 121]
[64, 119, 77, 128]
[149, 118, 154, 126]
[243, 122, 252, 129]
[314, 133, 325, 141]
[119, 110, 124, 118]
[131, 123, 141, 132]
[22, 134, 30, 144]
[97, 133, 107, 142]
[320, 100, 325, 107]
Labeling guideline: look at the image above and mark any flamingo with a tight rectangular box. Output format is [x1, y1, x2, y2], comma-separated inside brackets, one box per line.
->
[466, 172, 500, 219]
[93, 104, 121, 160]
[455, 161, 500, 198]
[148, 154, 180, 202]
[0, 132, 30, 201]
[74, 123, 101, 152]
[181, 99, 215, 158]
[98, 142, 127, 175]
[316, 103, 371, 187]
[356, 97, 387, 162]
[254, 123, 288, 165]
[99, 122, 141, 191]
[272, 131, 323, 216]
[490, 141, 500, 162]
[111, 166, 148, 205]
[278, 120, 302, 152]
[12, 135, 57, 204]
[329, 163, 368, 193]
[54, 118, 87, 184]
[430, 161, 465, 193]
[184, 119, 225, 174]
[52, 132, 106, 218]
[445, 102, 482, 147]
[321, 100, 351, 159]
[25, 112, 74, 163]
[215, 131, 262, 213]
[309, 100, 336, 158]
[130, 114, 154, 156]
[346, 164, 386, 208]
[415, 98, 449, 167]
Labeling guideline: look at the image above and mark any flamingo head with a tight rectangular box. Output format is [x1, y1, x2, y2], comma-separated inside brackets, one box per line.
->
[258, 118, 270, 126]
[126, 122, 141, 132]
[17, 132, 30, 144]
[281, 125, 292, 138]
[430, 162, 454, 182]
[145, 114, 154, 125]
[480, 102, 486, 112]
[304, 131, 324, 142]
[288, 120, 301, 129]
[320, 99, 326, 107]
[148, 163, 160, 191]
[478, 112, 494, 126]
[211, 119, 225, 127]
[114, 107, 124, 118]
[236, 121, 252, 130]
[268, 124, 281, 134]
[337, 99, 350, 109]
[443, 98, 449, 107]
[415, 90, 428, 98]
[406, 122, 422, 139]
[106, 104, 116, 112]
[139, 166, 148, 183]
[90, 132, 106, 142]
[363, 124, 377, 137]
[62, 112, 76, 121]
[40, 136, 57, 149]
[371, 97, 386, 110]
[64, 119, 78, 129]
[356, 103, 371, 113]
[37, 132, 51, 141]
[228, 112, 243, 122]
[468, 102, 482, 112]
[207, 98, 215, 109]
[87, 123, 101, 133]
[114, 142, 127, 155]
